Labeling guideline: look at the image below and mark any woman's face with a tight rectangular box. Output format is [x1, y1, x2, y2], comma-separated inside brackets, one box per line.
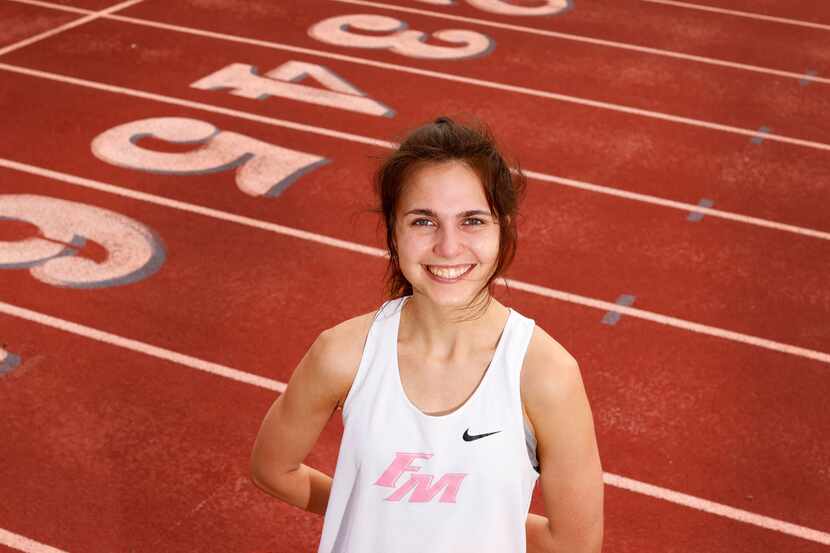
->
[394, 160, 501, 307]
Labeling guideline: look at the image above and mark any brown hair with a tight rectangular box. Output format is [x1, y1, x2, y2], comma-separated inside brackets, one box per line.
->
[373, 116, 527, 321]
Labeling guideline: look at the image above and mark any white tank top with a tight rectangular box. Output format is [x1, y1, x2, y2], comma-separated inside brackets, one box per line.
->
[317, 295, 540, 553]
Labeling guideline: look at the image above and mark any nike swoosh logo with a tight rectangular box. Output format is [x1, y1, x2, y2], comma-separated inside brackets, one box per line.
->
[463, 429, 501, 442]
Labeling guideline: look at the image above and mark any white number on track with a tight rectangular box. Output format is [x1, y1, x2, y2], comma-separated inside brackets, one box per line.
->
[190, 61, 395, 117]
[309, 14, 493, 60]
[467, 0, 569, 15]
[91, 117, 329, 198]
[0, 194, 165, 288]
[414, 0, 570, 16]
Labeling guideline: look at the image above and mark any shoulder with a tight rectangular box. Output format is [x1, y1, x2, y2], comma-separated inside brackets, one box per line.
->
[313, 307, 381, 409]
[520, 325, 583, 426]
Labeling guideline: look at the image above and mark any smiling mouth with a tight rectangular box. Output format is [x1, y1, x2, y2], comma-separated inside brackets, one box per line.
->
[423, 264, 476, 282]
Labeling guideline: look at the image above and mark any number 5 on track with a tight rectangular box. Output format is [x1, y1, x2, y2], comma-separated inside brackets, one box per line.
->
[91, 117, 329, 198]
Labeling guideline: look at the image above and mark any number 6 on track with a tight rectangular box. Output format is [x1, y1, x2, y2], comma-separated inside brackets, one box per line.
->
[91, 117, 329, 197]
[0, 194, 165, 288]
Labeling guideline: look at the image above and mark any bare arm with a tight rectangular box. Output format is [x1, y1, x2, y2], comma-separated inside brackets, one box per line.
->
[523, 330, 605, 553]
[249, 326, 357, 515]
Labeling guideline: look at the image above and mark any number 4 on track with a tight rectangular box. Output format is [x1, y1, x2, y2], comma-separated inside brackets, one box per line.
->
[191, 60, 395, 118]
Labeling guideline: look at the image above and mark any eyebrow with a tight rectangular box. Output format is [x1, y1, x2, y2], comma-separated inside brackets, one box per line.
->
[403, 208, 492, 218]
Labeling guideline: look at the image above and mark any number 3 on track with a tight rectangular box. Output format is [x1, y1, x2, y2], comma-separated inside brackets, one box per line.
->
[91, 117, 329, 198]
[309, 14, 494, 59]
[0, 194, 165, 288]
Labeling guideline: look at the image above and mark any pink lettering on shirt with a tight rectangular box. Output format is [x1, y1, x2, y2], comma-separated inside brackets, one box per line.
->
[373, 452, 468, 503]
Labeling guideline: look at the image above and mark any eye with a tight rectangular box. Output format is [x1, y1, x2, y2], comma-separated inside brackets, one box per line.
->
[410, 217, 487, 227]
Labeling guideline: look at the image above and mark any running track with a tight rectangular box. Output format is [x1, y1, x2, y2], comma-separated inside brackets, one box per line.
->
[0, 1, 828, 552]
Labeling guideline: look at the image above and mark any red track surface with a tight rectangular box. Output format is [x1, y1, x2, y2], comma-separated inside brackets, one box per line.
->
[1, 1, 828, 552]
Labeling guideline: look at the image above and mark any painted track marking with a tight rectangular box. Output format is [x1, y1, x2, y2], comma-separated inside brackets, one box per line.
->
[18, 0, 829, 89]
[0, 0, 144, 57]
[329, 0, 830, 85]
[0, 300, 285, 392]
[6, 0, 830, 149]
[522, 170, 830, 241]
[0, 528, 69, 553]
[0, 300, 828, 545]
[641, 0, 830, 31]
[605, 473, 830, 545]
[1, 62, 828, 244]
[1, 156, 828, 366]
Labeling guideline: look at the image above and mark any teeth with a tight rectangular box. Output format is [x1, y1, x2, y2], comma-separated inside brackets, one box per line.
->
[427, 264, 473, 279]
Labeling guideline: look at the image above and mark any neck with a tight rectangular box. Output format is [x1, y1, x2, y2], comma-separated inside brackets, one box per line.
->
[399, 292, 509, 362]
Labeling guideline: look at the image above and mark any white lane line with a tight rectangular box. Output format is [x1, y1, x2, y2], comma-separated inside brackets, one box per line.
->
[605, 473, 830, 545]
[12, 0, 830, 86]
[0, 0, 144, 57]
[0, 300, 286, 392]
[4, 4, 830, 152]
[2, 156, 828, 366]
[641, 0, 830, 31]
[1, 303, 829, 545]
[4, 0, 89, 15]
[524, 171, 830, 241]
[503, 278, 830, 364]
[0, 63, 394, 147]
[331, 0, 830, 85]
[1, 64, 828, 244]
[0, 158, 387, 259]
[0, 528, 69, 553]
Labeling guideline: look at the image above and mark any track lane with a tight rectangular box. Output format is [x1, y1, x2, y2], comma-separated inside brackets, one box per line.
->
[6, 8, 829, 237]
[347, 0, 830, 81]
[1, 67, 828, 352]
[0, 1, 77, 48]
[0, 313, 334, 553]
[104, 0, 830, 145]
[643, 0, 830, 25]
[43, 0, 132, 10]
[1, 165, 828, 531]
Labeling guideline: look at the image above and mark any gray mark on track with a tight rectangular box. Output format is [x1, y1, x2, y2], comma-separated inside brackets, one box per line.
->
[751, 126, 771, 144]
[602, 294, 636, 326]
[687, 198, 714, 222]
[800, 69, 818, 87]
[0, 350, 21, 374]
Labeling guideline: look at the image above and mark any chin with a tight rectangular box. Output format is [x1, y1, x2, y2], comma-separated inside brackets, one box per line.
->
[409, 267, 488, 307]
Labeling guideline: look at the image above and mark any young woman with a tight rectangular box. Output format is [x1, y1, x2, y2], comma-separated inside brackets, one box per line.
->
[250, 117, 604, 553]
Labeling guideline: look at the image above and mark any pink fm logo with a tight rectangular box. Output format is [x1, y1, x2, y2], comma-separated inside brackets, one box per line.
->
[373, 452, 468, 503]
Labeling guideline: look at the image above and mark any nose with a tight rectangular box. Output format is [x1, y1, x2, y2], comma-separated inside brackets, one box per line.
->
[433, 224, 464, 259]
